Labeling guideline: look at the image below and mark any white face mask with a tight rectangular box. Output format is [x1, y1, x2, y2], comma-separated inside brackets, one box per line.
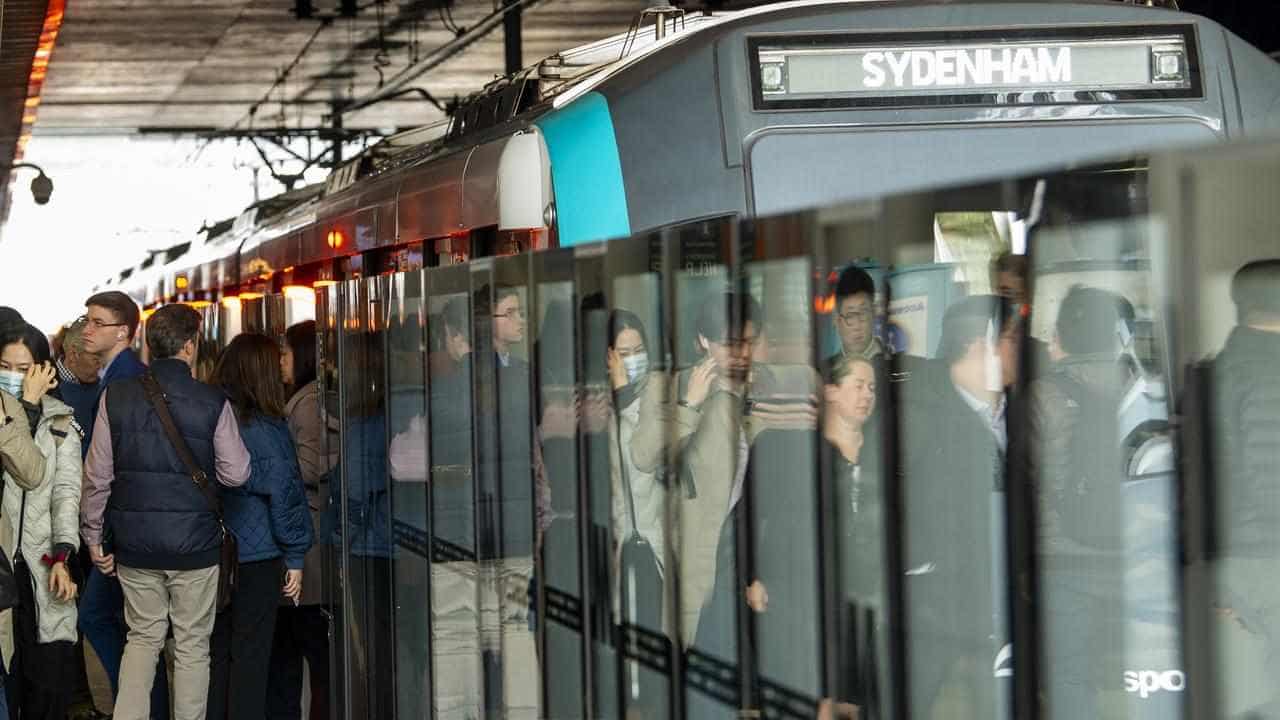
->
[622, 353, 649, 384]
[0, 370, 24, 399]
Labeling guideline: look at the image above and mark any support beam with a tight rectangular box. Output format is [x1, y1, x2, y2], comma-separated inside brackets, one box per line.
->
[504, 0, 523, 75]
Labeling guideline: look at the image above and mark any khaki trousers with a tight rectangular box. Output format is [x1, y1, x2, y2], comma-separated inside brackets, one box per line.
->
[116, 564, 219, 720]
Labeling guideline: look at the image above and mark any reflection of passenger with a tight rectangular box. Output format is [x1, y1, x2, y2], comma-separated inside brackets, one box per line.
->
[899, 295, 1017, 719]
[631, 291, 764, 647]
[991, 252, 1029, 306]
[822, 354, 882, 720]
[828, 266, 886, 366]
[605, 309, 668, 715]
[1028, 285, 1132, 717]
[1212, 260, 1280, 713]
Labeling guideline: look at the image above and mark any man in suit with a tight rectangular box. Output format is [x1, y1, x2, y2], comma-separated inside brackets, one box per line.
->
[899, 295, 1018, 719]
[76, 291, 170, 720]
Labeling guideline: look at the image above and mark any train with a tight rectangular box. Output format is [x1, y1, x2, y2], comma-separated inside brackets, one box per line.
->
[89, 1, 1280, 719]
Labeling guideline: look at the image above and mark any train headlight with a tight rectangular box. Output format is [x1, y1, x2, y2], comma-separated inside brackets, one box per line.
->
[760, 61, 787, 94]
[1150, 48, 1186, 83]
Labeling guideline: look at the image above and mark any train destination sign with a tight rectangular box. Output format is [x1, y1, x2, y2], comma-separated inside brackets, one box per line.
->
[751, 27, 1199, 109]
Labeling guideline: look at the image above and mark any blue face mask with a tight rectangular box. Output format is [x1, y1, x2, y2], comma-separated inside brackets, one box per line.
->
[0, 370, 24, 399]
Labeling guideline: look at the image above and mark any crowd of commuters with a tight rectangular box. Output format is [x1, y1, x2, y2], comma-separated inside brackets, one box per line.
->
[0, 294, 328, 720]
[0, 246, 1274, 720]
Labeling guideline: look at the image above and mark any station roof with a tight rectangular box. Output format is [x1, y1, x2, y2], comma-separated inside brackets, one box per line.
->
[0, 0, 60, 212]
[34, 0, 647, 133]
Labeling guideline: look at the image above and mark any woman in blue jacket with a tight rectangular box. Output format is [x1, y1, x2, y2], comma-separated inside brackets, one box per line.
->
[206, 333, 314, 720]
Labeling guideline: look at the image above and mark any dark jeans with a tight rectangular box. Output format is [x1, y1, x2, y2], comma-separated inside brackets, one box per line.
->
[78, 565, 170, 718]
[266, 605, 330, 720]
[208, 558, 284, 720]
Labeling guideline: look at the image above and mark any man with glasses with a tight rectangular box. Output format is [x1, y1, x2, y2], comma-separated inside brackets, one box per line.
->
[828, 266, 886, 370]
[76, 291, 171, 720]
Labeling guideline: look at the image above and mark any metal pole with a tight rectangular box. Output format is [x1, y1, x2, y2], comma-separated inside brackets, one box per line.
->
[503, 0, 522, 75]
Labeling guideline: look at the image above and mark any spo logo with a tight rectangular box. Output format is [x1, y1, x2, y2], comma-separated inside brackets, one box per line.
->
[1123, 670, 1186, 699]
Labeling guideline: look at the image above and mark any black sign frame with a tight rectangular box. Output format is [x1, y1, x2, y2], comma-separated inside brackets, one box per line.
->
[747, 24, 1203, 112]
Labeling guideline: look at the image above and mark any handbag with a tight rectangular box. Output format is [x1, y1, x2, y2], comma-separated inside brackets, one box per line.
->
[614, 412, 664, 631]
[140, 372, 238, 611]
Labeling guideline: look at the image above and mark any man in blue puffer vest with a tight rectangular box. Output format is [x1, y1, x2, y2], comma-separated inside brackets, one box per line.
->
[82, 303, 250, 720]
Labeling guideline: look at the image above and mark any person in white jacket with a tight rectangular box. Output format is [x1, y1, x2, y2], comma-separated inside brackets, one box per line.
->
[0, 324, 82, 719]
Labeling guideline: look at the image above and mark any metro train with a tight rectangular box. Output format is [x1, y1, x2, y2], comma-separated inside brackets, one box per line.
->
[89, 2, 1280, 719]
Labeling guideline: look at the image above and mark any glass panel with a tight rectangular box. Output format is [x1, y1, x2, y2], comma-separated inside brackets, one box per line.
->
[426, 264, 483, 719]
[604, 234, 674, 719]
[488, 254, 542, 718]
[662, 219, 745, 719]
[337, 277, 392, 718]
[317, 284, 346, 717]
[387, 270, 431, 718]
[742, 242, 825, 718]
[1160, 147, 1280, 720]
[818, 211, 896, 720]
[531, 248, 586, 718]
[1025, 169, 1180, 720]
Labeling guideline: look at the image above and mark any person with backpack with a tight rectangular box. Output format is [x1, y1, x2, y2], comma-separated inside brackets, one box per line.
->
[81, 303, 251, 720]
[1026, 284, 1134, 717]
[0, 323, 83, 719]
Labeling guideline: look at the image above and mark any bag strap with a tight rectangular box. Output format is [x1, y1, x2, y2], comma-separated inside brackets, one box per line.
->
[613, 409, 642, 540]
[140, 372, 223, 519]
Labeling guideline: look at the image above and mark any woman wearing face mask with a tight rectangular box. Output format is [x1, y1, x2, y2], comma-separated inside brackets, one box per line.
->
[605, 309, 671, 713]
[0, 324, 84, 720]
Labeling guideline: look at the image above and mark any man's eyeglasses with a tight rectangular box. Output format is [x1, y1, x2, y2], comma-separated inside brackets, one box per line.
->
[838, 309, 872, 325]
[78, 315, 127, 330]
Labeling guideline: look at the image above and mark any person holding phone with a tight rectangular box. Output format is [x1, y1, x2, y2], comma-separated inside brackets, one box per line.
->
[0, 323, 83, 719]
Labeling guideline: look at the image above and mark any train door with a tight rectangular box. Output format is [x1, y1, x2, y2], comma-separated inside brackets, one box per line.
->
[385, 268, 433, 718]
[335, 275, 394, 718]
[531, 245, 587, 718]
[424, 262, 483, 719]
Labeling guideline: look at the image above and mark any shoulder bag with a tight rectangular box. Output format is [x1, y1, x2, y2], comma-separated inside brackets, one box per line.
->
[140, 372, 238, 611]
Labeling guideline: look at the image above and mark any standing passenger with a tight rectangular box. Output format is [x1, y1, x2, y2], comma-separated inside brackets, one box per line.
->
[828, 266, 886, 367]
[81, 303, 251, 720]
[268, 321, 333, 720]
[207, 333, 314, 720]
[0, 325, 82, 720]
[77, 291, 172, 720]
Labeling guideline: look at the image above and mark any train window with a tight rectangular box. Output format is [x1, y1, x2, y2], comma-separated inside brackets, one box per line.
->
[423, 264, 482, 717]
[316, 284, 347, 716]
[385, 269, 431, 718]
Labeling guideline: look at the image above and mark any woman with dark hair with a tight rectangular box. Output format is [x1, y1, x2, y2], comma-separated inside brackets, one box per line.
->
[207, 333, 314, 720]
[0, 324, 82, 719]
[268, 320, 333, 720]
